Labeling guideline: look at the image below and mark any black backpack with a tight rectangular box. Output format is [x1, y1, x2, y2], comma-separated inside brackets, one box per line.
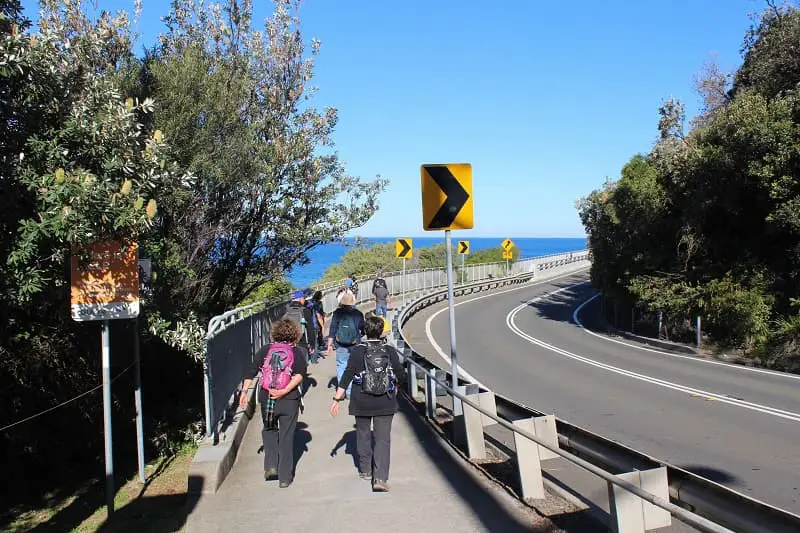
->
[361, 343, 395, 395]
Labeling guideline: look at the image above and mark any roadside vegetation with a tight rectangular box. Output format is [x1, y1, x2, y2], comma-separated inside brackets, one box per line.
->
[318, 241, 517, 284]
[578, 2, 800, 371]
[0, 0, 385, 527]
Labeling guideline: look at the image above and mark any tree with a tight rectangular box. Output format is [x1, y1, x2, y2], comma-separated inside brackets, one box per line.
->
[140, 0, 387, 318]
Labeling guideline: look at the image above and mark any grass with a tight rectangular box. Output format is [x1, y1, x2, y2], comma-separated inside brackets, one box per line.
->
[4, 444, 196, 533]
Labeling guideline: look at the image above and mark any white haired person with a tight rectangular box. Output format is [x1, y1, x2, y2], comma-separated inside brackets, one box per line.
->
[330, 315, 406, 492]
[327, 290, 364, 396]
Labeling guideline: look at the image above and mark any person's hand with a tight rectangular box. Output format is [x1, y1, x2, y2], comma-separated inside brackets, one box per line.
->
[330, 400, 340, 417]
[238, 391, 249, 409]
[327, 345, 334, 357]
[269, 388, 288, 400]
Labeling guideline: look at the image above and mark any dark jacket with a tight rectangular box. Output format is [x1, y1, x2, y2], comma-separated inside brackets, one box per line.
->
[328, 305, 365, 346]
[248, 344, 308, 401]
[285, 301, 316, 350]
[339, 341, 406, 417]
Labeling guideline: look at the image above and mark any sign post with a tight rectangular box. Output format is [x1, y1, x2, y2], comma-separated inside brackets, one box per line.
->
[395, 238, 413, 306]
[502, 238, 514, 275]
[457, 240, 470, 284]
[71, 241, 140, 516]
[421, 164, 473, 396]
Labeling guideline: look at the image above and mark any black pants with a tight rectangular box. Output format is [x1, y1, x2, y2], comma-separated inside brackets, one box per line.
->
[355, 414, 394, 481]
[259, 389, 299, 483]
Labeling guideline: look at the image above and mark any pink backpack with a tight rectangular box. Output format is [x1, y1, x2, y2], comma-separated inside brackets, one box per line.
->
[260, 342, 295, 390]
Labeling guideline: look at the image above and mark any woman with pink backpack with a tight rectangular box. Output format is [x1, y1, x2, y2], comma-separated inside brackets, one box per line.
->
[239, 317, 308, 488]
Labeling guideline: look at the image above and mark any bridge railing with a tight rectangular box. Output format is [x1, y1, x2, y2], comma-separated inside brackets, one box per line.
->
[388, 265, 800, 533]
[203, 249, 589, 440]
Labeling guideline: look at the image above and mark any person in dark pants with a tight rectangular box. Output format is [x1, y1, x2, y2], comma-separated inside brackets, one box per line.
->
[239, 318, 308, 488]
[330, 315, 406, 492]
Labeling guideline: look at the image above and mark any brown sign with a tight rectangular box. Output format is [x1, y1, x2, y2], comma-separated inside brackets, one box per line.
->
[71, 241, 139, 321]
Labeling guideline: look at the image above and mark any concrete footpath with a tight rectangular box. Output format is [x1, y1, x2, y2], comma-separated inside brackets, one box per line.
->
[185, 346, 562, 532]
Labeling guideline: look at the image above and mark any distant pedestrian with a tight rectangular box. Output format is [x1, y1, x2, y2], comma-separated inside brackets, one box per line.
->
[372, 273, 390, 318]
[327, 290, 364, 396]
[330, 315, 406, 492]
[349, 274, 359, 300]
[307, 290, 327, 353]
[285, 290, 316, 360]
[239, 318, 308, 488]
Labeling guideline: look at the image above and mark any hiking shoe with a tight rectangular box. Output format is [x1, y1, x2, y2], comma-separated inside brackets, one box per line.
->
[372, 479, 389, 492]
[358, 471, 371, 481]
[264, 469, 278, 481]
[279, 480, 293, 488]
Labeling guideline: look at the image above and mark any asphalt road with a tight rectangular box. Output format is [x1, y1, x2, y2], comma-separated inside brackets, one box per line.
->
[403, 271, 800, 515]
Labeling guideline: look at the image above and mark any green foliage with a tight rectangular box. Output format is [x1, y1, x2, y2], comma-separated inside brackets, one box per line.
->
[579, 3, 800, 360]
[319, 242, 404, 283]
[237, 277, 294, 306]
[465, 246, 518, 264]
[140, 0, 388, 316]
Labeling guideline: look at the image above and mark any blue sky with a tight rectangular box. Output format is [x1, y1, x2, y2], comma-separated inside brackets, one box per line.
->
[24, 0, 764, 237]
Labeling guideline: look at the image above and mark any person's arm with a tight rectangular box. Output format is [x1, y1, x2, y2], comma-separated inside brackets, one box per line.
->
[330, 347, 363, 415]
[327, 311, 340, 353]
[239, 348, 267, 408]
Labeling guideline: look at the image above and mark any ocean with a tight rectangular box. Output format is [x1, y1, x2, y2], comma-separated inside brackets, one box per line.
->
[286, 237, 587, 288]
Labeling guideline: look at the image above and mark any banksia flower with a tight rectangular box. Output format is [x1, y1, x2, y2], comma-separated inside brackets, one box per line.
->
[55, 168, 65, 184]
[121, 179, 132, 195]
[146, 199, 157, 219]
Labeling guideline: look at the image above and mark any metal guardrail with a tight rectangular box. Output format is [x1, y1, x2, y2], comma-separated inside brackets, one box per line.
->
[202, 249, 588, 439]
[391, 268, 800, 532]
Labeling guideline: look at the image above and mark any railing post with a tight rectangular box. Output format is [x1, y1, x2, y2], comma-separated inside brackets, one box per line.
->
[425, 368, 436, 420]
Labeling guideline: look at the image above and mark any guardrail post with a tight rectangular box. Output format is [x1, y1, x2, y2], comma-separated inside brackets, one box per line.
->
[533, 414, 559, 460]
[608, 467, 671, 532]
[512, 418, 545, 500]
[407, 361, 419, 400]
[477, 391, 498, 427]
[462, 390, 487, 459]
[425, 368, 436, 420]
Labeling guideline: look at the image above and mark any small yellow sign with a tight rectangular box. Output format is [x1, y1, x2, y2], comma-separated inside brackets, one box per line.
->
[421, 164, 473, 231]
[501, 238, 514, 251]
[396, 238, 413, 259]
[502, 249, 513, 260]
[457, 240, 470, 255]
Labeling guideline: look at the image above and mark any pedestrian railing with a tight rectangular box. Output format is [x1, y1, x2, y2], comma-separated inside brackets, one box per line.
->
[388, 270, 800, 533]
[203, 250, 589, 440]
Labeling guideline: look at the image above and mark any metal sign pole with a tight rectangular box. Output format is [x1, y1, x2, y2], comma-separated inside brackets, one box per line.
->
[101, 320, 115, 515]
[133, 318, 145, 483]
[445, 230, 459, 395]
[461, 253, 465, 284]
[402, 258, 406, 306]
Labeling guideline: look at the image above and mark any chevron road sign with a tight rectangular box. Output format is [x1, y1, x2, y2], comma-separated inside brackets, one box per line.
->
[396, 238, 413, 259]
[458, 240, 470, 254]
[421, 164, 473, 231]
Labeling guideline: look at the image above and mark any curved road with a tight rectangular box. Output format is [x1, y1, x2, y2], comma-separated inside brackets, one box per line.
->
[402, 271, 800, 514]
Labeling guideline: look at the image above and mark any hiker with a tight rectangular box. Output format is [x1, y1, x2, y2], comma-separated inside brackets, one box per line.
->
[330, 315, 406, 492]
[349, 274, 359, 299]
[285, 290, 316, 362]
[372, 273, 390, 318]
[307, 289, 327, 353]
[327, 290, 364, 396]
[239, 318, 308, 488]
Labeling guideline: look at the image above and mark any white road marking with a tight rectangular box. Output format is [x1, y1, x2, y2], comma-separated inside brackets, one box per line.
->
[505, 290, 800, 423]
[418, 270, 590, 388]
[572, 294, 800, 382]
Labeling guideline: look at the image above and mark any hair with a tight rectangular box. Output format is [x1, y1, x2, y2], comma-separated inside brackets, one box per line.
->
[364, 315, 385, 340]
[271, 318, 302, 343]
[313, 290, 322, 301]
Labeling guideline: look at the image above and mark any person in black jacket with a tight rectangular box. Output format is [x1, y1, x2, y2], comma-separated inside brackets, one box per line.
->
[330, 315, 406, 492]
[239, 318, 308, 488]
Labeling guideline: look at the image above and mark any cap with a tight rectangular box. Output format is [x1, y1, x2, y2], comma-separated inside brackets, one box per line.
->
[303, 287, 313, 296]
[292, 290, 305, 299]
